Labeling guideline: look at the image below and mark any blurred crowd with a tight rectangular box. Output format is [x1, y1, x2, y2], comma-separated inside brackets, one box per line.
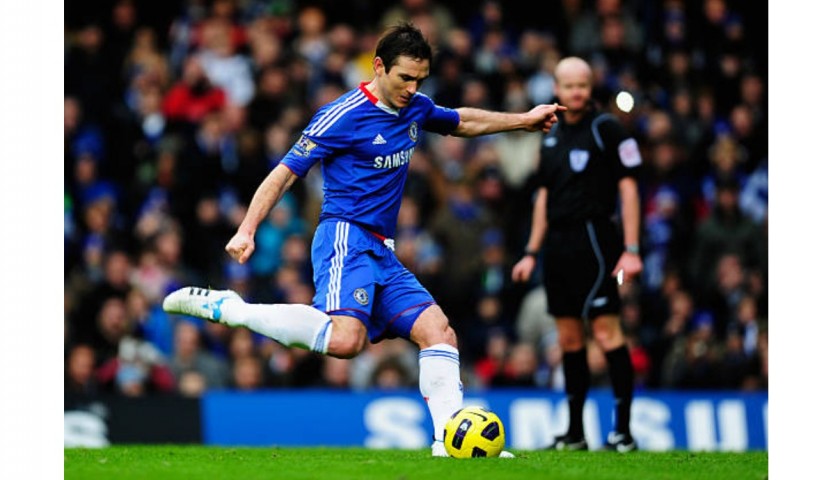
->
[64, 0, 768, 399]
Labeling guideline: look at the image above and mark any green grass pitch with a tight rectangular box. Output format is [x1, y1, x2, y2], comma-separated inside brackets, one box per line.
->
[65, 446, 768, 480]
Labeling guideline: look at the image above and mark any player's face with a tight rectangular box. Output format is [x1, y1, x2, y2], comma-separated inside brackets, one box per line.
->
[375, 55, 430, 109]
[555, 70, 591, 113]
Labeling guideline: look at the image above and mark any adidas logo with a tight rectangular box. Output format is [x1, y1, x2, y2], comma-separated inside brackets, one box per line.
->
[372, 134, 387, 145]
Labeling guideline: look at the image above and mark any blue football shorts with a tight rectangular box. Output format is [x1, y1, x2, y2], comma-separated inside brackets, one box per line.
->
[310, 219, 435, 343]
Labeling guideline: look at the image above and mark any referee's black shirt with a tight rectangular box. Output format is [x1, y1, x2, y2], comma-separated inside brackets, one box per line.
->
[536, 108, 642, 228]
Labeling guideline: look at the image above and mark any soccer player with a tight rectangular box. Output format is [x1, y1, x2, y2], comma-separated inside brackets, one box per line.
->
[163, 23, 563, 457]
[511, 56, 643, 452]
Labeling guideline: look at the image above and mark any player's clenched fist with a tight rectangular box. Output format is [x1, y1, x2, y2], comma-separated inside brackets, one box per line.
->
[225, 231, 255, 264]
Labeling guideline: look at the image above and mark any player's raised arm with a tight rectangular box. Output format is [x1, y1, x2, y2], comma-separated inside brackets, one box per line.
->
[226, 163, 298, 264]
[451, 103, 565, 137]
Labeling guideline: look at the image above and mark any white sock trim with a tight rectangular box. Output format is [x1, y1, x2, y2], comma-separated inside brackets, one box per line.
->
[312, 320, 333, 354]
[419, 343, 460, 365]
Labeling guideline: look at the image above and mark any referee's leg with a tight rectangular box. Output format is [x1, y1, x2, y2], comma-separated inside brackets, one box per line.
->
[556, 317, 589, 444]
[592, 313, 635, 444]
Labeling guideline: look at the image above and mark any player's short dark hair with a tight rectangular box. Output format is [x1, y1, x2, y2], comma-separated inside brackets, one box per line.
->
[375, 22, 432, 72]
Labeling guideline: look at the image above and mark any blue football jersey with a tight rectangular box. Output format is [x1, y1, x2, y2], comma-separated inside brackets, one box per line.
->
[281, 83, 460, 238]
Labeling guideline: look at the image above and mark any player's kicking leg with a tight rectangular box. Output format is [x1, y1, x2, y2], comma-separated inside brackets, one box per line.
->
[162, 287, 335, 354]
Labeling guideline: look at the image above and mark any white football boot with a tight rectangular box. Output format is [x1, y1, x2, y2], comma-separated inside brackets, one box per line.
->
[162, 287, 243, 325]
[431, 440, 449, 457]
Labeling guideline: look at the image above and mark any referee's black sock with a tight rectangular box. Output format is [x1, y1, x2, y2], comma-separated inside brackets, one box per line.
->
[605, 344, 634, 436]
[562, 348, 590, 439]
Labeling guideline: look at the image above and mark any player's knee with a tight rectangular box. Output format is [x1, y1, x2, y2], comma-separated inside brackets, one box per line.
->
[441, 325, 457, 348]
[328, 333, 366, 359]
[411, 306, 457, 349]
[327, 319, 367, 359]
[422, 325, 456, 349]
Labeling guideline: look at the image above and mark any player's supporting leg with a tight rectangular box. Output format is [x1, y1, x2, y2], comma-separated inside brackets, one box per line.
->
[162, 287, 338, 354]
[409, 306, 514, 458]
[591, 314, 637, 452]
[551, 317, 590, 450]
[409, 305, 462, 456]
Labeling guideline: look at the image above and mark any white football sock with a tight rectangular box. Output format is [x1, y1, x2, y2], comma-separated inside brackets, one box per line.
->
[220, 302, 333, 354]
[418, 343, 464, 442]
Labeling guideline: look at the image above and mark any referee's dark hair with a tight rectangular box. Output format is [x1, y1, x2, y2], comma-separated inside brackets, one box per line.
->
[376, 22, 433, 72]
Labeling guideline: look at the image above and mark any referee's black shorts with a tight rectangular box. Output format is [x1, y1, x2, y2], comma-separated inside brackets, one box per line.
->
[542, 218, 623, 320]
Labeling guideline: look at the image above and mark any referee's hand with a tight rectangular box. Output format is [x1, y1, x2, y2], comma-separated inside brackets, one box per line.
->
[226, 231, 256, 264]
[512, 255, 537, 282]
[612, 252, 643, 282]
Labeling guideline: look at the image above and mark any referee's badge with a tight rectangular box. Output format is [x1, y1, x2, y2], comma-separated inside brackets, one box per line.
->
[353, 288, 369, 306]
[569, 149, 589, 172]
[408, 121, 418, 142]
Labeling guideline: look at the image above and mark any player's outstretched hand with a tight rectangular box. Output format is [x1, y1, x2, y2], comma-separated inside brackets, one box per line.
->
[226, 231, 256, 264]
[523, 103, 567, 133]
[511, 255, 537, 283]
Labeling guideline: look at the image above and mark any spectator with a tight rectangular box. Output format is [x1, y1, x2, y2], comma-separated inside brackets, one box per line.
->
[739, 158, 768, 225]
[689, 178, 764, 298]
[90, 296, 132, 365]
[122, 27, 170, 113]
[232, 355, 265, 391]
[639, 140, 696, 291]
[321, 356, 353, 389]
[228, 327, 258, 362]
[645, 289, 695, 388]
[380, 0, 456, 43]
[65, 344, 99, 397]
[371, 357, 412, 389]
[169, 321, 230, 389]
[514, 286, 556, 356]
[128, 287, 176, 356]
[178, 371, 209, 397]
[70, 250, 134, 343]
[490, 342, 539, 387]
[661, 312, 722, 389]
[698, 135, 747, 218]
[492, 86, 543, 190]
[568, 0, 643, 57]
[430, 177, 495, 319]
[197, 18, 255, 107]
[247, 66, 290, 131]
[250, 195, 306, 278]
[728, 104, 767, 173]
[163, 55, 227, 128]
[705, 253, 750, 338]
[97, 336, 176, 396]
[65, 23, 112, 122]
[473, 329, 509, 387]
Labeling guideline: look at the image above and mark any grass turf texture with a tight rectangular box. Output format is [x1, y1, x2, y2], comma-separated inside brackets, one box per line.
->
[65, 446, 768, 480]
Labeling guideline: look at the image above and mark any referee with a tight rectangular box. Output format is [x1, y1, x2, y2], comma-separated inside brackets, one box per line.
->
[512, 57, 643, 452]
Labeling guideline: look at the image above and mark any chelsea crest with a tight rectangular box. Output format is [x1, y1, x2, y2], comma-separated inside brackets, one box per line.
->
[409, 121, 418, 142]
[353, 288, 369, 305]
